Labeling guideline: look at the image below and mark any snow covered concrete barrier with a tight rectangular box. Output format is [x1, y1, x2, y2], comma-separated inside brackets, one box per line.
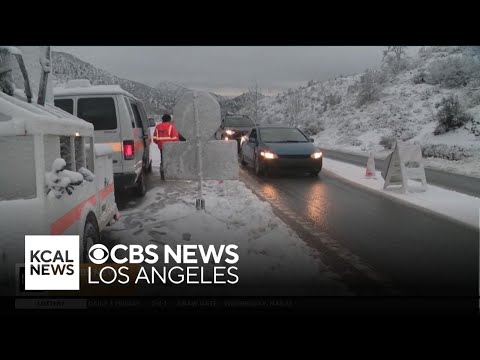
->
[163, 90, 238, 180]
[163, 140, 238, 180]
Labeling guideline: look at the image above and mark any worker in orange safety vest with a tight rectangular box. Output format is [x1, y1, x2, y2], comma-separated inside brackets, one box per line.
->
[152, 114, 179, 179]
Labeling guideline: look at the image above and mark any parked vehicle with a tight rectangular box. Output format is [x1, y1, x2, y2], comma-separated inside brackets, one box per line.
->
[239, 126, 323, 177]
[214, 114, 256, 151]
[0, 90, 119, 291]
[54, 80, 152, 196]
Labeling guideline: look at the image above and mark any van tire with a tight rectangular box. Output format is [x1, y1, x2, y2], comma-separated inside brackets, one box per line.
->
[82, 214, 100, 263]
[135, 170, 147, 197]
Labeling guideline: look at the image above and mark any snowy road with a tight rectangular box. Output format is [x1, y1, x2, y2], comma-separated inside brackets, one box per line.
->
[108, 168, 352, 296]
[239, 166, 478, 296]
[321, 148, 480, 198]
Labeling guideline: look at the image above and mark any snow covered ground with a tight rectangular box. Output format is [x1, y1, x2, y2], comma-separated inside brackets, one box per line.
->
[237, 46, 480, 178]
[104, 170, 350, 295]
[323, 158, 480, 229]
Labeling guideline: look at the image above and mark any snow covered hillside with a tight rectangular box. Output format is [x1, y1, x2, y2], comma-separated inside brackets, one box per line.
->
[236, 46, 480, 177]
[52, 51, 185, 115]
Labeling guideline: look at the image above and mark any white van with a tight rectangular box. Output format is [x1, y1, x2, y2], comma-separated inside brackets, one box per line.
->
[0, 91, 119, 292]
[53, 80, 152, 196]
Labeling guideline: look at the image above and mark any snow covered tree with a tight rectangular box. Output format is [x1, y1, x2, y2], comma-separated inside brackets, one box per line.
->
[433, 95, 472, 135]
[356, 69, 385, 107]
[286, 91, 302, 126]
[382, 46, 408, 75]
[426, 55, 480, 88]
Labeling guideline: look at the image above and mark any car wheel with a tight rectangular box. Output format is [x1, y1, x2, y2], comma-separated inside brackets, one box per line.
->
[255, 155, 266, 177]
[82, 214, 100, 263]
[239, 151, 247, 166]
[309, 170, 320, 177]
[135, 170, 147, 197]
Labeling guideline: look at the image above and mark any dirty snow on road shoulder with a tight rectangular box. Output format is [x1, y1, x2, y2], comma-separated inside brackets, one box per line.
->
[104, 179, 350, 295]
[323, 158, 480, 229]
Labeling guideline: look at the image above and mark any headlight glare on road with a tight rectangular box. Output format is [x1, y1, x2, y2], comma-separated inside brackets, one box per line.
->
[260, 151, 277, 159]
[225, 129, 235, 135]
[311, 152, 322, 159]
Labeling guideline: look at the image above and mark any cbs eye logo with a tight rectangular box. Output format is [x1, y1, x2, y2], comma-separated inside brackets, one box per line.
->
[88, 244, 109, 264]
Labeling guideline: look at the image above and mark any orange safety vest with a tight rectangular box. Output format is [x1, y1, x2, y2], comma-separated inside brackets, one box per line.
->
[152, 122, 179, 150]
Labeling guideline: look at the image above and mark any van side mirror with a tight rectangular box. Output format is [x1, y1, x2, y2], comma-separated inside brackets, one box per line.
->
[309, 138, 314, 142]
[248, 137, 256, 144]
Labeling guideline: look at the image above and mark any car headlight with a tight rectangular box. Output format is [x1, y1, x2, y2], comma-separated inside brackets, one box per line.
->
[225, 129, 235, 135]
[310, 152, 322, 159]
[260, 151, 278, 159]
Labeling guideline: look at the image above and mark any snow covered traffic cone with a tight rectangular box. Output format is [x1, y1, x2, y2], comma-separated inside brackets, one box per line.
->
[365, 152, 376, 179]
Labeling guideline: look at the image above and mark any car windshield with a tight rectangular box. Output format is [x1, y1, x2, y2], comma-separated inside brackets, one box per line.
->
[224, 116, 254, 128]
[260, 128, 309, 143]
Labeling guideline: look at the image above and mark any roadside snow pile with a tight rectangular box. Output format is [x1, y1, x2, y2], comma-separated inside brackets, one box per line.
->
[323, 158, 480, 229]
[237, 46, 480, 177]
[103, 179, 350, 295]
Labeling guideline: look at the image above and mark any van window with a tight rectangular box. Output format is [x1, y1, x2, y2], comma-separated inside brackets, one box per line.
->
[0, 136, 36, 200]
[60, 136, 74, 170]
[54, 99, 74, 114]
[124, 97, 136, 128]
[78, 97, 117, 130]
[129, 101, 143, 129]
[75, 136, 86, 170]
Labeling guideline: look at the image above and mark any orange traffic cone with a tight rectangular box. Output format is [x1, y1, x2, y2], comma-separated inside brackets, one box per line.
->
[365, 152, 376, 179]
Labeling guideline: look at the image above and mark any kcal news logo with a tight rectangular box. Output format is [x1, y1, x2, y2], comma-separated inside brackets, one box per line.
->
[25, 235, 80, 290]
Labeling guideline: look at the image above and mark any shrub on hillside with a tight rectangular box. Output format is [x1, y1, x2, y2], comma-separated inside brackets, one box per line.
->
[379, 134, 396, 149]
[413, 70, 427, 84]
[426, 55, 480, 88]
[421, 144, 470, 161]
[356, 69, 386, 107]
[433, 95, 473, 135]
[303, 118, 325, 135]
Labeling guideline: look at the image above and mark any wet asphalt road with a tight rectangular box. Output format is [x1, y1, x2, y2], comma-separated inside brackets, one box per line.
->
[321, 148, 480, 197]
[113, 165, 478, 296]
[239, 166, 479, 296]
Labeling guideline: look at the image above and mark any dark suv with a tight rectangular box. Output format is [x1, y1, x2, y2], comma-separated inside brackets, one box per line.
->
[214, 114, 256, 151]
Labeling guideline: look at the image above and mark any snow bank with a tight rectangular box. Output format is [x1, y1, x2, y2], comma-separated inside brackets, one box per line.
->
[323, 158, 480, 229]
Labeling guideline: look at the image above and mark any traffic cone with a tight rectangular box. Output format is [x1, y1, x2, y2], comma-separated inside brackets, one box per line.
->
[365, 152, 376, 179]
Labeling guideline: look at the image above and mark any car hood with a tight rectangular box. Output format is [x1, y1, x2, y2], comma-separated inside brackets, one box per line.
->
[264, 142, 316, 155]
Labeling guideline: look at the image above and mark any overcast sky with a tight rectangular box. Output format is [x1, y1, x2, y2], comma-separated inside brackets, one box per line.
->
[54, 46, 388, 96]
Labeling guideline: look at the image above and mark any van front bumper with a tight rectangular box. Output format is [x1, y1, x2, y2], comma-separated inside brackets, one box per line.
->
[114, 172, 138, 189]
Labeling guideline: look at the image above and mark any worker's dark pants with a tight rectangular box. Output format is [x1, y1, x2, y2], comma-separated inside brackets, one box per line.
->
[160, 149, 164, 179]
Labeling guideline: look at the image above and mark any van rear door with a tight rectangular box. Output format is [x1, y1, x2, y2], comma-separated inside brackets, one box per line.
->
[76, 96, 123, 174]
[126, 98, 146, 173]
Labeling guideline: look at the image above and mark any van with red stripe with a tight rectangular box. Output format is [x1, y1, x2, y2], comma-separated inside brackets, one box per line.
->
[53, 80, 152, 197]
[0, 90, 119, 290]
